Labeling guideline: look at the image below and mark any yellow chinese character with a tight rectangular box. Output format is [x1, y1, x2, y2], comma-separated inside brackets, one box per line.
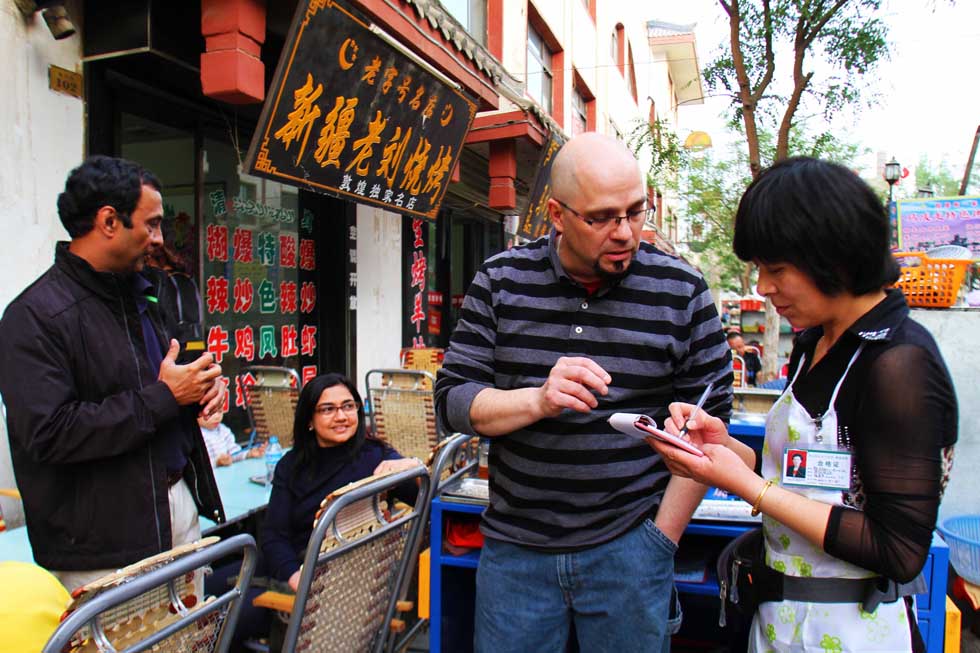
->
[274, 73, 323, 165]
[542, 140, 561, 166]
[346, 110, 388, 176]
[439, 103, 454, 126]
[422, 94, 439, 120]
[400, 136, 431, 195]
[410, 86, 425, 111]
[421, 145, 453, 200]
[396, 75, 413, 103]
[377, 126, 412, 187]
[381, 66, 398, 94]
[361, 56, 381, 84]
[313, 96, 359, 169]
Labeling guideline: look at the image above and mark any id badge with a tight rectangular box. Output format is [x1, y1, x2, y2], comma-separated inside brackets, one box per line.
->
[781, 446, 851, 490]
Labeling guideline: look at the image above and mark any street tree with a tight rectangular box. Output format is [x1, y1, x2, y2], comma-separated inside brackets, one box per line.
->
[915, 156, 962, 197]
[704, 0, 890, 380]
[677, 125, 862, 294]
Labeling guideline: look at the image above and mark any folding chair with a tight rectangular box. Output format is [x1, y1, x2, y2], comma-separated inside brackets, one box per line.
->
[365, 369, 440, 463]
[731, 352, 747, 388]
[254, 466, 430, 653]
[43, 534, 257, 653]
[382, 433, 479, 653]
[239, 366, 301, 449]
[398, 348, 444, 389]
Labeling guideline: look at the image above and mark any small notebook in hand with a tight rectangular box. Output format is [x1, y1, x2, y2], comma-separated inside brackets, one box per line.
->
[608, 413, 704, 456]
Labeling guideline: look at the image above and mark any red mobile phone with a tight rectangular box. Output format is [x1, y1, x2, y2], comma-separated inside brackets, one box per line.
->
[632, 417, 705, 457]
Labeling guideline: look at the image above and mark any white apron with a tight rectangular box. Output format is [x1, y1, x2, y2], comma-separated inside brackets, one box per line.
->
[748, 345, 913, 653]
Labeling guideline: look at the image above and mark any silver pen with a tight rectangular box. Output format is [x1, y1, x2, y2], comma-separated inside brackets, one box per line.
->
[678, 382, 714, 438]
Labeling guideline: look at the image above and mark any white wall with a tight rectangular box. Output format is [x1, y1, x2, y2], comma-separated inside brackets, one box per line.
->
[1, 2, 85, 528]
[911, 309, 980, 524]
[355, 205, 404, 398]
[1, 4, 84, 311]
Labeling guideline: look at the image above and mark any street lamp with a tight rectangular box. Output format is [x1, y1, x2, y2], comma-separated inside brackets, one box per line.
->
[884, 157, 901, 203]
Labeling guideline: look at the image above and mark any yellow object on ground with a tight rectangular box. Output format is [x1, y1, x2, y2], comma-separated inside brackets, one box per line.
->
[418, 547, 430, 619]
[945, 595, 962, 653]
[0, 561, 71, 651]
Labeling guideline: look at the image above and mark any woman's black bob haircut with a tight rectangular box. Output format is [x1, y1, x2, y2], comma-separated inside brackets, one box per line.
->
[733, 156, 900, 296]
[290, 373, 367, 480]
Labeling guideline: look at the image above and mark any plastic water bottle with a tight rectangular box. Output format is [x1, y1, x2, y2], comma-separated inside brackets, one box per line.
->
[264, 436, 283, 487]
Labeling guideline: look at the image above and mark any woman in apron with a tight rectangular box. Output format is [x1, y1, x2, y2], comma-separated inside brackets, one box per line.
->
[652, 157, 957, 652]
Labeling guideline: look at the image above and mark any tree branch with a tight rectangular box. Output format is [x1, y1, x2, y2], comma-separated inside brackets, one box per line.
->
[803, 0, 850, 48]
[754, 0, 776, 104]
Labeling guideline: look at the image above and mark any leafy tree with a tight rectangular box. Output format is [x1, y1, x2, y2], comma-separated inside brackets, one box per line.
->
[915, 155, 962, 197]
[676, 125, 862, 292]
[627, 118, 684, 192]
[703, 0, 890, 379]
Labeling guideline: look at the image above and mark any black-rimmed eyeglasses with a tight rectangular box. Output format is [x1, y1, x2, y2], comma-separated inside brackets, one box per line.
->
[314, 401, 359, 417]
[554, 199, 654, 230]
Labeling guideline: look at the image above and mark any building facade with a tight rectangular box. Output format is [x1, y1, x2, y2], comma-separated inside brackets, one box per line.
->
[0, 0, 703, 525]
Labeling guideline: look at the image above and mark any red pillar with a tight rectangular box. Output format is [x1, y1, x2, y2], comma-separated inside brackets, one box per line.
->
[488, 140, 517, 210]
[201, 0, 266, 104]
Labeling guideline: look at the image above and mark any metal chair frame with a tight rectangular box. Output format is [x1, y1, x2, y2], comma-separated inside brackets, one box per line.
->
[43, 534, 258, 653]
[281, 466, 431, 653]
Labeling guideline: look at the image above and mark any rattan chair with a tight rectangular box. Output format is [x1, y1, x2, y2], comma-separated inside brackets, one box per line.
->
[731, 352, 747, 388]
[240, 366, 301, 449]
[398, 348, 444, 388]
[257, 466, 430, 653]
[377, 433, 480, 653]
[43, 534, 257, 653]
[365, 369, 440, 463]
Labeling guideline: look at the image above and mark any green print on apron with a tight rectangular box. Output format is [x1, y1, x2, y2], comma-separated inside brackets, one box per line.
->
[750, 343, 913, 652]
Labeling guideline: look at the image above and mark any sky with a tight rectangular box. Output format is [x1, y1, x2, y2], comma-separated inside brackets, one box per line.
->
[653, 0, 980, 185]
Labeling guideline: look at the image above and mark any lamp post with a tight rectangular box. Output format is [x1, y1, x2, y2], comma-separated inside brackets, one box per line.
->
[884, 157, 901, 204]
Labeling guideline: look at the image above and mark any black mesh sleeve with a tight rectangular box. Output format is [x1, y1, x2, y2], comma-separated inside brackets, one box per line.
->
[823, 344, 957, 582]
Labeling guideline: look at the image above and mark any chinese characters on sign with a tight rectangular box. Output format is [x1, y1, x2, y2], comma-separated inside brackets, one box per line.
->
[408, 218, 427, 348]
[519, 131, 567, 239]
[203, 187, 316, 416]
[895, 196, 980, 259]
[245, 0, 477, 220]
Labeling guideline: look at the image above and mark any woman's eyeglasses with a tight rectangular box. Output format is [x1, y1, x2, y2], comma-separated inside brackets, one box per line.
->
[555, 199, 654, 230]
[314, 401, 359, 417]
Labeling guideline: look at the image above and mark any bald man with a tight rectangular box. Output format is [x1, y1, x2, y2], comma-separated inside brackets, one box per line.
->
[435, 133, 733, 652]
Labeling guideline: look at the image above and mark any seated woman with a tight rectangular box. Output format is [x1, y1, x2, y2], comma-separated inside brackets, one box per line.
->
[261, 372, 421, 591]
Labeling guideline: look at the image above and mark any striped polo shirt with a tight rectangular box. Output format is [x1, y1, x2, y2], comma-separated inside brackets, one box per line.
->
[434, 233, 733, 550]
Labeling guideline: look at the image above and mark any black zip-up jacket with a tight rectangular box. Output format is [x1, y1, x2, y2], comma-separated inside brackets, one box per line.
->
[0, 242, 224, 570]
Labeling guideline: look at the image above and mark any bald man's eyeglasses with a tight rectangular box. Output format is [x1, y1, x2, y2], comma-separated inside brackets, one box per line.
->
[554, 199, 654, 230]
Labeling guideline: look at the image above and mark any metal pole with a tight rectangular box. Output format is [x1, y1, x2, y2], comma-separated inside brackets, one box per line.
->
[959, 125, 980, 196]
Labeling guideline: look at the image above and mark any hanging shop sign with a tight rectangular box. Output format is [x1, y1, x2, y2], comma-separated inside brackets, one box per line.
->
[245, 0, 478, 221]
[402, 217, 432, 348]
[895, 196, 980, 259]
[518, 130, 566, 239]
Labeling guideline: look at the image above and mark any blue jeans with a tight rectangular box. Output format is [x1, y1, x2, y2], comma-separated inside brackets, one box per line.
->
[474, 519, 682, 653]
